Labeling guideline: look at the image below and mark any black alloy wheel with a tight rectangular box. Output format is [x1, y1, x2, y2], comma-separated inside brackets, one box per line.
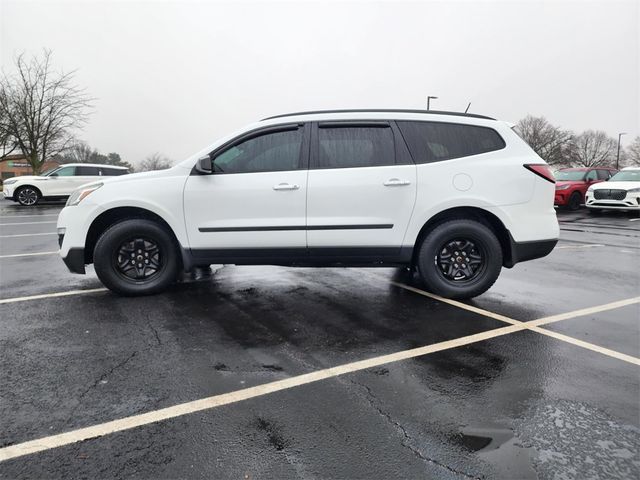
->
[436, 238, 486, 283]
[114, 237, 163, 281]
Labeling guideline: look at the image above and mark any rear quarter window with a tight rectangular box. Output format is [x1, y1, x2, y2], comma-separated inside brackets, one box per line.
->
[396, 121, 505, 164]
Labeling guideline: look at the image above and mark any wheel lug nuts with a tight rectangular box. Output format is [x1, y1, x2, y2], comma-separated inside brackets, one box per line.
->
[131, 260, 135, 264]
[145, 259, 149, 264]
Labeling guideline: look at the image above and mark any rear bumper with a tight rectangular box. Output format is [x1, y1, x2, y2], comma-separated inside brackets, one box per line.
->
[504, 235, 557, 268]
[62, 248, 86, 274]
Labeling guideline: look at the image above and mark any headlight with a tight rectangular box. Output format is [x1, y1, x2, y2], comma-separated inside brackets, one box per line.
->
[3, 179, 18, 185]
[66, 183, 103, 206]
[627, 187, 640, 193]
[555, 184, 570, 190]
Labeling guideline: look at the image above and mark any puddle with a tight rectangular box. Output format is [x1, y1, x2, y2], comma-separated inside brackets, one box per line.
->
[451, 425, 538, 479]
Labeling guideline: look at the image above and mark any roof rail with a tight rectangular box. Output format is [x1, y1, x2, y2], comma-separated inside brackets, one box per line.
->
[262, 109, 496, 121]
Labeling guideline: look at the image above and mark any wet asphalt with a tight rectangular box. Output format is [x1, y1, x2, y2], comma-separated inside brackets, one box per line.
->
[0, 200, 638, 479]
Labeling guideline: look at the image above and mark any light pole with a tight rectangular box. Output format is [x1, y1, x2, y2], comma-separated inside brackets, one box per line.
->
[427, 96, 438, 111]
[616, 132, 627, 169]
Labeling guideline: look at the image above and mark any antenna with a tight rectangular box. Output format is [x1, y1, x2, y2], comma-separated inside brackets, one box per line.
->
[464, 102, 471, 113]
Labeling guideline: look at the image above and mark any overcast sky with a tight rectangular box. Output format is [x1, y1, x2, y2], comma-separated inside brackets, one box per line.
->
[1, 0, 638, 165]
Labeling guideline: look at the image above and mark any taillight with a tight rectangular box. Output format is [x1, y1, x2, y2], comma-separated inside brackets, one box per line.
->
[524, 164, 556, 183]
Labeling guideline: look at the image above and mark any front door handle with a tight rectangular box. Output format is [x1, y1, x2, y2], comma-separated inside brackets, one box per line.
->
[273, 183, 300, 191]
[383, 178, 411, 187]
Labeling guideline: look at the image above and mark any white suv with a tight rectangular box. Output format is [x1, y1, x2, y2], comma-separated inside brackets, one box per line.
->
[57, 110, 559, 299]
[3, 163, 129, 206]
[585, 167, 640, 213]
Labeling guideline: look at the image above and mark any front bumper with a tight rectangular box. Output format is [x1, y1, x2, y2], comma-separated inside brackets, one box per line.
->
[62, 248, 86, 274]
[554, 191, 569, 206]
[57, 202, 104, 275]
[585, 192, 640, 211]
[3, 185, 15, 200]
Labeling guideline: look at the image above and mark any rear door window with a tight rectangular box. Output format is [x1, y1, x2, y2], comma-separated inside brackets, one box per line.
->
[315, 124, 395, 169]
[396, 121, 505, 163]
[75, 166, 100, 176]
[101, 168, 128, 176]
[596, 169, 611, 180]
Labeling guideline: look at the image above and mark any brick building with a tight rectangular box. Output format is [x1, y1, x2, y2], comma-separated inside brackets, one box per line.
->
[0, 154, 60, 183]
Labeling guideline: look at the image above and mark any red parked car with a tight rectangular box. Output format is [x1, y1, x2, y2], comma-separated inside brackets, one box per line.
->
[554, 167, 618, 210]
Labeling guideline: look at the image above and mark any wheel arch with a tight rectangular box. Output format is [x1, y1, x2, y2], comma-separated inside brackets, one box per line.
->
[15, 184, 42, 198]
[411, 206, 514, 268]
[84, 206, 187, 270]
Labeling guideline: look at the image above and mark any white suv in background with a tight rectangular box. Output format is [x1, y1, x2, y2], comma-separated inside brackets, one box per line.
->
[3, 163, 129, 206]
[585, 167, 640, 213]
[57, 110, 559, 299]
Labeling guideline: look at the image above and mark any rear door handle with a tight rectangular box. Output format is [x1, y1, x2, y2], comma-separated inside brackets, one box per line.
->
[273, 183, 300, 191]
[383, 178, 411, 187]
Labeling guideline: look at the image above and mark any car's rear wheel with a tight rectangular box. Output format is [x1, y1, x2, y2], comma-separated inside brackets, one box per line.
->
[94, 219, 179, 296]
[16, 186, 40, 206]
[416, 219, 502, 299]
[567, 192, 582, 210]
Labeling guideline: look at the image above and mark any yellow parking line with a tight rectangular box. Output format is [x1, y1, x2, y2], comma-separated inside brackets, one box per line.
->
[390, 281, 640, 365]
[528, 325, 640, 365]
[0, 323, 522, 462]
[0, 288, 108, 305]
[0, 221, 57, 226]
[390, 281, 520, 326]
[0, 251, 58, 259]
[0, 232, 57, 238]
[528, 296, 640, 327]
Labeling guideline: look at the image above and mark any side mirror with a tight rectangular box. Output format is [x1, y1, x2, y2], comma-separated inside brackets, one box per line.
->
[195, 155, 213, 174]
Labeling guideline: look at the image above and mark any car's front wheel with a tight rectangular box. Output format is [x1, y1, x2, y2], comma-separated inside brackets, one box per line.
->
[567, 192, 582, 211]
[416, 219, 502, 299]
[16, 186, 40, 206]
[93, 219, 179, 296]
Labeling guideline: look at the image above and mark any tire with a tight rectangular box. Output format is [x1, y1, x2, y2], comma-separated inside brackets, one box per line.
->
[16, 186, 40, 206]
[416, 219, 502, 299]
[567, 192, 582, 211]
[93, 219, 179, 296]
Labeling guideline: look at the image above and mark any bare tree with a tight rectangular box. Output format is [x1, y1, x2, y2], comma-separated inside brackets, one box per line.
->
[0, 87, 19, 159]
[570, 130, 616, 167]
[515, 115, 573, 166]
[139, 153, 172, 172]
[61, 140, 93, 163]
[624, 136, 640, 167]
[0, 50, 93, 173]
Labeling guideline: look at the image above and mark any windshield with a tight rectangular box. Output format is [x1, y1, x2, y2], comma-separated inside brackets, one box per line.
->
[555, 170, 586, 181]
[41, 167, 60, 177]
[609, 170, 640, 182]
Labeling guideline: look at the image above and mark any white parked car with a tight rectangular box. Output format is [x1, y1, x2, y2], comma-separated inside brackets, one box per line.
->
[57, 110, 559, 299]
[3, 163, 129, 206]
[585, 167, 640, 213]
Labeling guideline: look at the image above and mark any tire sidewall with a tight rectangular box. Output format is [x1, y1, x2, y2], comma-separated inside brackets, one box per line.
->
[94, 219, 179, 296]
[417, 220, 502, 299]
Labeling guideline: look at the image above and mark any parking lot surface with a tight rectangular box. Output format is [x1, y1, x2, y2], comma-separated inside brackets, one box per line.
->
[0, 201, 638, 479]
